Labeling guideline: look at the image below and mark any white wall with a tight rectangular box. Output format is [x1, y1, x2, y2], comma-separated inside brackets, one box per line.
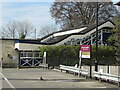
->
[15, 43, 45, 50]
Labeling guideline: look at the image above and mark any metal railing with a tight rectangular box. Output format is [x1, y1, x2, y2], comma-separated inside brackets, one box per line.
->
[59, 65, 88, 77]
[93, 71, 120, 86]
[59, 64, 120, 86]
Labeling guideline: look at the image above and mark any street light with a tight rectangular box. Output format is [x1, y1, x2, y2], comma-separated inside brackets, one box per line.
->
[95, 1, 99, 72]
[95, 2, 104, 72]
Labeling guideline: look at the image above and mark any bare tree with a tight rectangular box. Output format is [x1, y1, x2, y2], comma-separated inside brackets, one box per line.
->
[2, 20, 34, 39]
[50, 2, 118, 29]
[2, 21, 17, 39]
[38, 24, 58, 37]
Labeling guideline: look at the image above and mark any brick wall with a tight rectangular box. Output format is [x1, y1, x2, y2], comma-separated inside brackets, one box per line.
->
[0, 40, 18, 68]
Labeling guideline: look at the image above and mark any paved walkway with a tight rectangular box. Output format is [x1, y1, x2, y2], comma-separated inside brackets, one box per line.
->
[2, 68, 118, 89]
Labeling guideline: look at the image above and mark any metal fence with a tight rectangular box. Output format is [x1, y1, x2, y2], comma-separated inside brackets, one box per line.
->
[81, 65, 119, 76]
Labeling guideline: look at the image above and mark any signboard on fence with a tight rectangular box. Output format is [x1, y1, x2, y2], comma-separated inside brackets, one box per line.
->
[80, 45, 91, 58]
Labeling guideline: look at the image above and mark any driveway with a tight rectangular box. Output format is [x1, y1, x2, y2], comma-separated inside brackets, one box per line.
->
[1, 68, 118, 89]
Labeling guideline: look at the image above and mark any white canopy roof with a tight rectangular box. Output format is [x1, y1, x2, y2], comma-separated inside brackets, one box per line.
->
[53, 27, 87, 37]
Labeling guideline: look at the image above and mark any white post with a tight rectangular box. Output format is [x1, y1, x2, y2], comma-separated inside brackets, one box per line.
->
[78, 50, 82, 77]
[43, 52, 46, 64]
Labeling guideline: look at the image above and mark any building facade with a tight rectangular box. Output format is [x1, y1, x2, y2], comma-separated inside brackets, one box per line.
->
[1, 20, 115, 68]
[40, 20, 114, 46]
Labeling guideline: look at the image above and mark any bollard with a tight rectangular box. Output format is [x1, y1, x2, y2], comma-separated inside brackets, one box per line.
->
[40, 77, 44, 80]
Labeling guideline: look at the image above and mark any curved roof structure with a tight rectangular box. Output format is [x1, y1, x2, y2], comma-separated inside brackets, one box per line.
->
[40, 20, 115, 45]
[15, 20, 115, 50]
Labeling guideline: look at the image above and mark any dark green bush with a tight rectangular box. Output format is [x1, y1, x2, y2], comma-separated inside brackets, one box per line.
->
[39, 45, 116, 66]
[91, 45, 116, 65]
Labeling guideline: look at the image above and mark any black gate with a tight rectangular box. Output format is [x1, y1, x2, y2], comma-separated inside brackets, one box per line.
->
[19, 51, 43, 67]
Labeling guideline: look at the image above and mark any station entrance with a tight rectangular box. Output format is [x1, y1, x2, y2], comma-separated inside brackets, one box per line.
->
[19, 51, 43, 67]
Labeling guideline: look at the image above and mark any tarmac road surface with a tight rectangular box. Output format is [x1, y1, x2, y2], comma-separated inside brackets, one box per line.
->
[1, 68, 118, 89]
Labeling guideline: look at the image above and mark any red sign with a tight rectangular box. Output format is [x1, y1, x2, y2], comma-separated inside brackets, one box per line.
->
[80, 45, 91, 58]
[80, 45, 90, 52]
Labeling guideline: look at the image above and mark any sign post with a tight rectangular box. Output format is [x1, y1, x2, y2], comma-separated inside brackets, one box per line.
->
[80, 45, 91, 59]
[78, 50, 82, 77]
[79, 45, 91, 77]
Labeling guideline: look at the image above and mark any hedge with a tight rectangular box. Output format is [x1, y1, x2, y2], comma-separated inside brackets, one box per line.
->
[39, 45, 116, 66]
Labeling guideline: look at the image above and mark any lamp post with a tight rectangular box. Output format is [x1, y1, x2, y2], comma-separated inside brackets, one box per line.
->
[95, 1, 99, 72]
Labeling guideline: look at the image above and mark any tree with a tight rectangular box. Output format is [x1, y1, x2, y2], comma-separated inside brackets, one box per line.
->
[50, 2, 118, 29]
[38, 24, 58, 37]
[107, 14, 120, 62]
[114, 15, 120, 62]
[2, 20, 34, 39]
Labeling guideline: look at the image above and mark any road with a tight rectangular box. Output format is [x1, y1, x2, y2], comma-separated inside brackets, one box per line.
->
[1, 68, 118, 89]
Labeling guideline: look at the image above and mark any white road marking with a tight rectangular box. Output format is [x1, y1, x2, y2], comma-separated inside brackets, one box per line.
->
[0, 73, 16, 89]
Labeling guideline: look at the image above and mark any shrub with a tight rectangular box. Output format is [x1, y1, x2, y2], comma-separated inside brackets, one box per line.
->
[39, 45, 116, 66]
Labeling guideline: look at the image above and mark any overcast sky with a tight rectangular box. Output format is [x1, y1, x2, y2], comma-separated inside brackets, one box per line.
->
[2, 0, 120, 38]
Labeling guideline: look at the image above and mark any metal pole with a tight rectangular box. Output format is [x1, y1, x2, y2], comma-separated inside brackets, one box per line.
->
[95, 1, 98, 72]
[78, 50, 82, 77]
[90, 45, 92, 78]
[35, 29, 36, 39]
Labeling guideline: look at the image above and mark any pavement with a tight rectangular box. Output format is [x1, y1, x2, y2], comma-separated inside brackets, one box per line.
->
[1, 68, 119, 89]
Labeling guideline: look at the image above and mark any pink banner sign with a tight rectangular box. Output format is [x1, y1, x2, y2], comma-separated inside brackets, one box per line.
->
[80, 45, 90, 52]
[80, 45, 91, 58]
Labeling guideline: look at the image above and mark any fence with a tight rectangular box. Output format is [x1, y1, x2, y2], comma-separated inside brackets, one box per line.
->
[81, 65, 119, 75]
[59, 65, 120, 86]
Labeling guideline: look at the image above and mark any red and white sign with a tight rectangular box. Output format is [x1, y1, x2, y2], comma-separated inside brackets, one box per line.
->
[80, 45, 91, 58]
